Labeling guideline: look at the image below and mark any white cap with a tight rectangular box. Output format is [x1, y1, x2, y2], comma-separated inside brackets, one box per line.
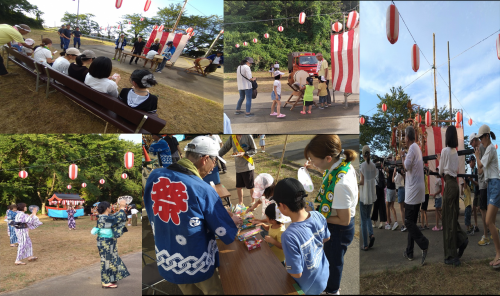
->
[469, 132, 478, 144]
[477, 124, 490, 138]
[184, 136, 226, 164]
[320, 76, 327, 82]
[274, 70, 284, 76]
[252, 173, 274, 199]
[24, 38, 35, 46]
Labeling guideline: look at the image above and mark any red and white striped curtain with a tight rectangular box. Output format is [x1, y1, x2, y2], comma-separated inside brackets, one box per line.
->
[330, 25, 360, 94]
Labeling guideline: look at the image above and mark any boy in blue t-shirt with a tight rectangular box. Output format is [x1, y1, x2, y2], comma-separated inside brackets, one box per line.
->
[271, 178, 331, 295]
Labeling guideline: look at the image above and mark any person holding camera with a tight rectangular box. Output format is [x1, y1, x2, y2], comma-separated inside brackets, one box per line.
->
[372, 160, 388, 229]
[360, 145, 377, 250]
[236, 57, 256, 118]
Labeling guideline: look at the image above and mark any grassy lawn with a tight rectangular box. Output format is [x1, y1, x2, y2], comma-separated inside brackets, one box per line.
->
[0, 214, 141, 294]
[0, 46, 222, 134]
[360, 259, 500, 295]
[26, 28, 123, 48]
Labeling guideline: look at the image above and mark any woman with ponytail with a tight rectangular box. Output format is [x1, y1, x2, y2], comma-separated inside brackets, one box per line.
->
[68, 50, 96, 82]
[118, 69, 158, 113]
[33, 38, 54, 67]
[92, 199, 130, 288]
[359, 145, 377, 251]
[475, 125, 500, 268]
[303, 135, 358, 295]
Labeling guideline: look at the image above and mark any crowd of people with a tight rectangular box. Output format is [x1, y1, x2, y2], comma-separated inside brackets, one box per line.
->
[360, 124, 500, 268]
[144, 134, 358, 295]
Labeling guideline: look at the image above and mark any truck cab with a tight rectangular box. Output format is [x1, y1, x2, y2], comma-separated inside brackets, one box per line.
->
[287, 52, 318, 76]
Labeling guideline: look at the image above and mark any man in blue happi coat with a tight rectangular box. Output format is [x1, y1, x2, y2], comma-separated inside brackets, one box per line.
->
[149, 134, 172, 168]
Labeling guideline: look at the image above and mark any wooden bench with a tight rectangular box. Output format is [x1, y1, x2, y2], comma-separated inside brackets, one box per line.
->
[3, 46, 50, 93]
[3, 46, 166, 133]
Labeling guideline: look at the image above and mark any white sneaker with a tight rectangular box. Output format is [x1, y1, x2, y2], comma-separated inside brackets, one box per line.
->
[372, 221, 376, 228]
[385, 223, 391, 230]
[378, 222, 384, 229]
[392, 221, 399, 231]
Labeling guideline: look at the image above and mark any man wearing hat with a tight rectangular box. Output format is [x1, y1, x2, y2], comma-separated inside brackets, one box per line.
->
[271, 178, 331, 295]
[155, 40, 176, 73]
[113, 33, 127, 61]
[52, 47, 81, 75]
[317, 76, 328, 109]
[144, 136, 242, 294]
[470, 132, 491, 245]
[316, 52, 331, 106]
[219, 134, 257, 205]
[0, 24, 33, 78]
[205, 51, 224, 73]
[236, 57, 256, 117]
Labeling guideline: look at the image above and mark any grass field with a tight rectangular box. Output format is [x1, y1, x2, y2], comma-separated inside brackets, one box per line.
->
[0, 214, 142, 293]
[360, 259, 500, 295]
[25, 28, 124, 48]
[0, 29, 223, 133]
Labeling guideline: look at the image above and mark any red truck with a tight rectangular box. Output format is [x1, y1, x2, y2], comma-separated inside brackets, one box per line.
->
[287, 52, 318, 76]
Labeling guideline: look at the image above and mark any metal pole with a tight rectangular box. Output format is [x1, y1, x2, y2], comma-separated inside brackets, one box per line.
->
[448, 41, 452, 124]
[204, 30, 223, 57]
[172, 0, 189, 33]
[433, 33, 438, 122]
[76, 0, 80, 27]
[276, 135, 289, 182]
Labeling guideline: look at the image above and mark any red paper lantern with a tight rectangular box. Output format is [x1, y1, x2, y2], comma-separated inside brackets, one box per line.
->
[186, 27, 193, 34]
[128, 21, 131, 25]
[411, 44, 420, 72]
[495, 144, 498, 150]
[158, 25, 164, 31]
[415, 114, 422, 123]
[381, 103, 387, 113]
[235, 44, 240, 48]
[124, 151, 134, 169]
[117, 25, 120, 29]
[278, 26, 284, 32]
[153, 25, 158, 30]
[140, 17, 144, 21]
[468, 118, 473, 126]
[243, 42, 248, 46]
[19, 170, 28, 179]
[69, 164, 78, 180]
[115, 0, 123, 9]
[67, 185, 72, 190]
[332, 22, 343, 32]
[264, 33, 269, 39]
[425, 110, 432, 127]
[359, 116, 365, 125]
[121, 173, 128, 179]
[496, 34, 500, 60]
[386, 4, 399, 44]
[99, 179, 105, 184]
[81, 183, 87, 188]
[253, 38, 258, 43]
[347, 10, 359, 29]
[299, 12, 306, 24]
[144, 0, 152, 12]
[456, 111, 462, 126]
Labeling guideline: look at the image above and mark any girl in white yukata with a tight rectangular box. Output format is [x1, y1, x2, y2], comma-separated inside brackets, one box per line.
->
[14, 203, 42, 265]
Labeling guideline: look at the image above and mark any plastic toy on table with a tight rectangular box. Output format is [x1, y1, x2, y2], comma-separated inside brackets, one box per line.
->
[238, 226, 262, 241]
[243, 235, 262, 251]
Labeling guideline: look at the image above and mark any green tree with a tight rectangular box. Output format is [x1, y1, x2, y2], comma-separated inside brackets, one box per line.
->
[0, 134, 142, 214]
[121, 13, 157, 41]
[0, 0, 44, 28]
[360, 86, 461, 157]
[60, 12, 99, 35]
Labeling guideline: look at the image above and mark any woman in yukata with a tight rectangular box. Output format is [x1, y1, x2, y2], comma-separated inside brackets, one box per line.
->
[14, 203, 43, 265]
[7, 204, 19, 247]
[92, 199, 130, 288]
[67, 205, 77, 230]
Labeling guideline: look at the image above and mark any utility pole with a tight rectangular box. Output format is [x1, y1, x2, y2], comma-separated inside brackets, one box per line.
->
[433, 33, 438, 122]
[76, 0, 80, 27]
[448, 41, 452, 124]
[204, 30, 223, 57]
[172, 0, 189, 33]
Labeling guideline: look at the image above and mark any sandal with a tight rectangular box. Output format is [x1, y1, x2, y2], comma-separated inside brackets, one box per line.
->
[277, 114, 286, 118]
[300, 111, 306, 115]
[28, 257, 38, 261]
[270, 112, 278, 116]
[432, 226, 440, 231]
[102, 284, 118, 289]
[307, 111, 312, 114]
[490, 258, 500, 268]
[15, 262, 26, 265]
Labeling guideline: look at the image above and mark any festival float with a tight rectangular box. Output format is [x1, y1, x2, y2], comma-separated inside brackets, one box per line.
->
[46, 193, 85, 219]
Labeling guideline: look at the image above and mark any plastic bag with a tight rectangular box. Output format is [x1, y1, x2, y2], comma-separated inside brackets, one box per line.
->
[298, 167, 314, 192]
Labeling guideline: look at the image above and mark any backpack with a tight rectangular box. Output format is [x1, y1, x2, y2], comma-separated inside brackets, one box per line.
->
[376, 168, 386, 189]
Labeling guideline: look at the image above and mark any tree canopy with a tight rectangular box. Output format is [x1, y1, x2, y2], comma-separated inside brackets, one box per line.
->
[0, 134, 142, 214]
[0, 0, 44, 29]
[224, 1, 356, 72]
[60, 12, 99, 35]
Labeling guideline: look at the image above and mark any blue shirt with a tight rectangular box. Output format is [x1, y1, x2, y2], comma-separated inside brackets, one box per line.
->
[149, 139, 172, 168]
[282, 211, 330, 295]
[143, 163, 238, 285]
[162, 45, 176, 59]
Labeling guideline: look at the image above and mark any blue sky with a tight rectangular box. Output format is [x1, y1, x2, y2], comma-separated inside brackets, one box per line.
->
[118, 134, 141, 144]
[26, 0, 222, 29]
[360, 1, 500, 160]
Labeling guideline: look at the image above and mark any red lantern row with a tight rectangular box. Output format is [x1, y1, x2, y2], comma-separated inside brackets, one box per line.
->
[386, 4, 399, 44]
[50, 200, 84, 206]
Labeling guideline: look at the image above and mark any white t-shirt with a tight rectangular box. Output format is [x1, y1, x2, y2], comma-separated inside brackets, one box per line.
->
[273, 80, 282, 95]
[52, 57, 71, 75]
[236, 64, 252, 90]
[33, 47, 52, 68]
[439, 147, 458, 178]
[404, 143, 425, 205]
[131, 208, 139, 215]
[84, 73, 119, 98]
[394, 172, 405, 188]
[274, 63, 279, 69]
[359, 161, 377, 205]
[208, 134, 222, 144]
[331, 161, 358, 218]
[213, 57, 221, 64]
[481, 143, 500, 181]
[434, 178, 442, 198]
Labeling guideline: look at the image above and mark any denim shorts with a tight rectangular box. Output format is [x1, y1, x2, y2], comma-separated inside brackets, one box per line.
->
[434, 196, 442, 208]
[487, 178, 500, 208]
[397, 187, 405, 203]
[386, 189, 396, 202]
[271, 91, 281, 101]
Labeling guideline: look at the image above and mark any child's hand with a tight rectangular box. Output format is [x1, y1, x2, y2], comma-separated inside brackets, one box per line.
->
[265, 235, 275, 244]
